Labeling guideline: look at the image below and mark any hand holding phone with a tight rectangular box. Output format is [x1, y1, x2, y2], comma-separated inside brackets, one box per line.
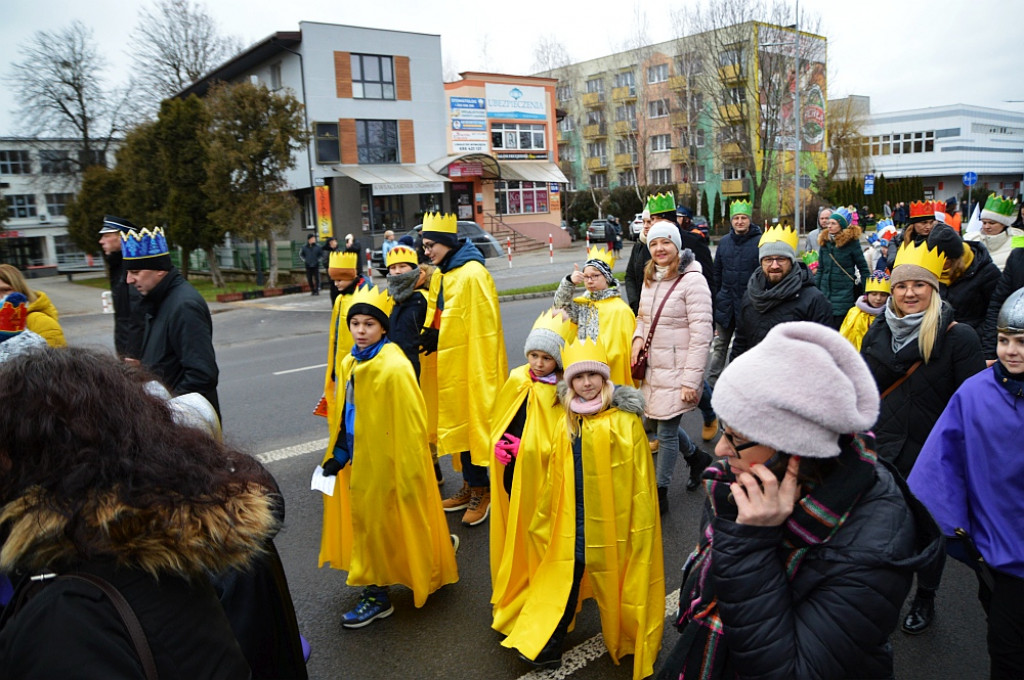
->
[731, 455, 801, 527]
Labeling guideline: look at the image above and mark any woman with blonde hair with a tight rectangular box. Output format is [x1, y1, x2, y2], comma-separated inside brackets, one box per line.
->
[0, 264, 66, 347]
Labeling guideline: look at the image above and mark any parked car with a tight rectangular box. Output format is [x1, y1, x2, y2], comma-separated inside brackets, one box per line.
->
[586, 219, 620, 243]
[629, 213, 645, 240]
[370, 220, 503, 276]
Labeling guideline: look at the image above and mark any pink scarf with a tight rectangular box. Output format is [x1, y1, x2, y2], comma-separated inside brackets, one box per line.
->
[570, 395, 604, 415]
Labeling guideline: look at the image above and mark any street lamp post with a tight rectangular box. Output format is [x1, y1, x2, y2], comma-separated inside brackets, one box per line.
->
[793, 0, 801, 237]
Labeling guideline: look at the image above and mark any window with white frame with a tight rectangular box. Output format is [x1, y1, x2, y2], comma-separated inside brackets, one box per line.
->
[648, 99, 670, 118]
[615, 103, 636, 123]
[618, 170, 637, 186]
[719, 47, 743, 66]
[650, 168, 672, 184]
[587, 142, 607, 159]
[314, 122, 340, 164]
[725, 86, 746, 104]
[689, 93, 704, 114]
[0, 150, 31, 174]
[558, 116, 575, 132]
[351, 54, 395, 100]
[270, 62, 282, 90]
[557, 84, 573, 101]
[679, 53, 704, 75]
[681, 165, 706, 183]
[491, 123, 546, 151]
[558, 144, 571, 162]
[615, 138, 636, 155]
[590, 173, 607, 188]
[613, 70, 635, 89]
[651, 134, 671, 152]
[680, 128, 706, 148]
[647, 63, 668, 83]
[585, 77, 604, 93]
[45, 193, 74, 216]
[496, 180, 549, 215]
[586, 110, 605, 125]
[5, 194, 37, 218]
[723, 166, 747, 180]
[39, 150, 73, 175]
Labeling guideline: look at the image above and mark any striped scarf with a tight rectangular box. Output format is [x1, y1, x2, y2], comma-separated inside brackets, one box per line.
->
[671, 435, 877, 679]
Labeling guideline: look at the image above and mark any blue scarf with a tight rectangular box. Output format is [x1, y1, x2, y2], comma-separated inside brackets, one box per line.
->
[351, 337, 389, 362]
[340, 338, 390, 456]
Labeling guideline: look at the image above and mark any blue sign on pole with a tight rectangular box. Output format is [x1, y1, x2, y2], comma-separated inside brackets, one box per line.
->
[963, 171, 978, 186]
[864, 174, 875, 196]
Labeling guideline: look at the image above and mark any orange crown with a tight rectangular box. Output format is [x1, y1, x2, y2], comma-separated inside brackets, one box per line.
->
[0, 295, 28, 335]
[908, 200, 944, 220]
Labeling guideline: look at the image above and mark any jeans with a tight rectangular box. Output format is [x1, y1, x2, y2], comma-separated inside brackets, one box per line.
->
[706, 323, 734, 388]
[460, 450, 489, 487]
[653, 414, 695, 489]
[698, 380, 715, 424]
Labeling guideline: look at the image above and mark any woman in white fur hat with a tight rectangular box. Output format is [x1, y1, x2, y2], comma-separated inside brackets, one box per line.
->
[657, 322, 943, 680]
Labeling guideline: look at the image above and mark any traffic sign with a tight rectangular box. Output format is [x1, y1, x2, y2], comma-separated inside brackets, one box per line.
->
[963, 172, 978, 186]
[864, 174, 875, 195]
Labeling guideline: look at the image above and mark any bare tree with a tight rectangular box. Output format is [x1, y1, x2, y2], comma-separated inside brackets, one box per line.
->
[129, 0, 241, 108]
[825, 95, 869, 182]
[5, 21, 127, 176]
[532, 34, 572, 73]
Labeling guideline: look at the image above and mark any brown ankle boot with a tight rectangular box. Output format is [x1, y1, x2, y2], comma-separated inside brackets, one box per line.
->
[462, 486, 491, 526]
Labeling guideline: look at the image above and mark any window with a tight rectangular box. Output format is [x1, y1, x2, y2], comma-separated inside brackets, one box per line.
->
[315, 122, 340, 164]
[618, 170, 636, 186]
[718, 124, 744, 144]
[615, 104, 636, 123]
[496, 180, 549, 215]
[682, 165, 706, 183]
[689, 93, 704, 114]
[80, 149, 106, 168]
[491, 123, 546, 151]
[587, 142, 607, 159]
[5, 194, 37, 219]
[679, 53, 703, 75]
[719, 48, 743, 66]
[586, 110, 605, 125]
[45, 193, 74, 216]
[557, 116, 575, 132]
[585, 78, 604, 94]
[680, 129, 705, 148]
[725, 86, 746, 104]
[558, 144, 571, 162]
[615, 138, 637, 155]
[351, 54, 395, 100]
[0, 150, 31, 174]
[39, 150, 73, 175]
[270, 62, 282, 90]
[613, 70, 635, 88]
[589, 173, 607, 188]
[647, 64, 668, 84]
[356, 120, 399, 164]
[648, 99, 670, 118]
[650, 168, 672, 184]
[651, 134, 671, 152]
[723, 166, 747, 180]
[557, 84, 573, 101]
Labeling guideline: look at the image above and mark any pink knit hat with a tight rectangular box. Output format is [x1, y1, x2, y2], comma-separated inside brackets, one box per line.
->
[711, 322, 879, 458]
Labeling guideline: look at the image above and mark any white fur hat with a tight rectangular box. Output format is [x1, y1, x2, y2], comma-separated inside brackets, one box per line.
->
[711, 322, 879, 458]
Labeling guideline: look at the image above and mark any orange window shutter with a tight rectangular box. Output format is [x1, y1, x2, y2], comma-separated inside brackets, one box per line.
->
[339, 119, 358, 164]
[335, 52, 352, 98]
[395, 56, 411, 101]
[399, 120, 416, 164]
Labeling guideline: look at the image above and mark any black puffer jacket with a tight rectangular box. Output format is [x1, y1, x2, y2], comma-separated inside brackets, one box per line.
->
[712, 226, 762, 328]
[711, 462, 941, 679]
[731, 263, 833, 359]
[105, 251, 144, 359]
[941, 240, 1001, 338]
[981, 248, 1024, 360]
[860, 302, 985, 476]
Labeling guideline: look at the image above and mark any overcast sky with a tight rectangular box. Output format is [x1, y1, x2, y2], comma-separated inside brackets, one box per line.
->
[2, 0, 1021, 136]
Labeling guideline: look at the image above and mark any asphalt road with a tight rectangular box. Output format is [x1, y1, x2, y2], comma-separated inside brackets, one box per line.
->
[56, 286, 990, 680]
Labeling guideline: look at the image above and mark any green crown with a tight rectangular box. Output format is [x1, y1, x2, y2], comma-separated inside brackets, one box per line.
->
[646, 192, 676, 215]
[729, 199, 753, 218]
[983, 193, 1016, 218]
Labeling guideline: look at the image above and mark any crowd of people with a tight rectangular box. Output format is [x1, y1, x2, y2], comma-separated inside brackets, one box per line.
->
[1, 191, 1022, 679]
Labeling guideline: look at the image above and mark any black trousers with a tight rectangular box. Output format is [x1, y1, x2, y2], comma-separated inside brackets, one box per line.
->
[305, 266, 320, 293]
[978, 569, 1024, 679]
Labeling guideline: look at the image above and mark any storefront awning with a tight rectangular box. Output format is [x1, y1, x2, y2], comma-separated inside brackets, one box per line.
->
[499, 162, 570, 184]
[333, 164, 448, 196]
[428, 153, 501, 180]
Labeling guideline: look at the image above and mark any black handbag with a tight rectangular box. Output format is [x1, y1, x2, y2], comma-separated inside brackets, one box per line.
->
[632, 273, 689, 382]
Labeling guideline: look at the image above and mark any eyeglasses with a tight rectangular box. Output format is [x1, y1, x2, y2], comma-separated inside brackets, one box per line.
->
[582, 274, 604, 282]
[718, 421, 759, 457]
[421, 241, 436, 250]
[762, 257, 789, 265]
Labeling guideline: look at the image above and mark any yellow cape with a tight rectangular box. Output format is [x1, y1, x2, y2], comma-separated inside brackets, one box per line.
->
[324, 291, 357, 451]
[318, 343, 458, 606]
[489, 365, 564, 632]
[838, 306, 880, 351]
[502, 402, 664, 680]
[424, 260, 508, 465]
[574, 295, 637, 388]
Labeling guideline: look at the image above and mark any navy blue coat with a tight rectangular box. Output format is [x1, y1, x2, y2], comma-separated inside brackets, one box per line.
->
[712, 226, 762, 328]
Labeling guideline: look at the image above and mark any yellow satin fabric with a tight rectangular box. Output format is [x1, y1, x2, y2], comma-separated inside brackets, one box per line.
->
[324, 292, 357, 453]
[838, 306, 881, 351]
[575, 295, 638, 388]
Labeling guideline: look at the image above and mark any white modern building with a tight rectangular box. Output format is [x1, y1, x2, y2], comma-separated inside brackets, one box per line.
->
[836, 97, 1024, 202]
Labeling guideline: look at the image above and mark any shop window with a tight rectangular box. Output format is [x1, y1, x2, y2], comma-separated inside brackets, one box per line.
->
[6, 194, 37, 218]
[357, 120, 399, 164]
[45, 193, 74, 216]
[491, 123, 546, 151]
[315, 122, 340, 164]
[0, 150, 31, 174]
[496, 180, 549, 215]
[351, 54, 395, 100]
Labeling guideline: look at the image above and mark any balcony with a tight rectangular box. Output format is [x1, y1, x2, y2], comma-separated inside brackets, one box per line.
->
[586, 156, 608, 171]
[583, 123, 607, 139]
[611, 85, 637, 102]
[719, 103, 744, 122]
[721, 177, 750, 196]
[614, 152, 639, 168]
[582, 91, 605, 108]
[718, 63, 744, 82]
[613, 119, 637, 135]
[676, 182, 692, 196]
[557, 128, 571, 143]
[671, 147, 690, 164]
[669, 110, 688, 127]
[721, 142, 743, 157]
[668, 75, 687, 91]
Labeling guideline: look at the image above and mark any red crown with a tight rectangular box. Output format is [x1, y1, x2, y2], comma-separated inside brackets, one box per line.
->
[908, 200, 944, 220]
[0, 298, 27, 334]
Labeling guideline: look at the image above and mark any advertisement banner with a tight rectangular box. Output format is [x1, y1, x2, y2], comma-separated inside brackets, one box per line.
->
[315, 185, 333, 238]
[485, 83, 547, 120]
[757, 27, 827, 153]
[453, 140, 489, 153]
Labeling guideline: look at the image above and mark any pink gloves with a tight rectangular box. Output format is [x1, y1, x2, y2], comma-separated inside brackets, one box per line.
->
[494, 433, 522, 465]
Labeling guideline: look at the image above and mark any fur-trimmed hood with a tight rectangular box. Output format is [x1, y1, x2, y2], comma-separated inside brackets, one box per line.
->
[556, 382, 645, 415]
[819, 223, 863, 249]
[0, 485, 277, 578]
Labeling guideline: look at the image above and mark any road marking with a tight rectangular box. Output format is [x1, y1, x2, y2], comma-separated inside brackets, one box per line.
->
[273, 363, 327, 376]
[256, 438, 329, 464]
[517, 589, 680, 678]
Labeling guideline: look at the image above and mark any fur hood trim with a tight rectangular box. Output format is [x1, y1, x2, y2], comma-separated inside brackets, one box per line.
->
[0, 486, 276, 577]
[819, 224, 863, 249]
[554, 382, 646, 416]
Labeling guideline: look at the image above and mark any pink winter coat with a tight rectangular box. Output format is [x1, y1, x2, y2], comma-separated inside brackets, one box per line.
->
[632, 252, 713, 420]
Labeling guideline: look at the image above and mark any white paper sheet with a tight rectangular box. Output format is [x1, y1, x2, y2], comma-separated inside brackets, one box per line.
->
[310, 465, 337, 496]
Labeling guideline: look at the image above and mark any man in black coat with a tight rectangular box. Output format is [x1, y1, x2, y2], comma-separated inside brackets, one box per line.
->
[123, 226, 220, 418]
[300, 234, 323, 296]
[731, 225, 832, 360]
[708, 202, 762, 386]
[98, 216, 145, 359]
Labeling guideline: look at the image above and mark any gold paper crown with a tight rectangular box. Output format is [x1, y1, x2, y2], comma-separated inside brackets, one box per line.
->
[893, 241, 946, 279]
[531, 309, 578, 345]
[422, 212, 457, 234]
[585, 245, 616, 270]
[385, 245, 418, 268]
[329, 251, 358, 270]
[864, 272, 891, 295]
[758, 224, 799, 252]
[348, 284, 394, 318]
[561, 337, 609, 369]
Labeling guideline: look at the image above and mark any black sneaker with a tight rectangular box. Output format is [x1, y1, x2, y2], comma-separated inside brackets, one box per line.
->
[901, 595, 935, 635]
[657, 486, 669, 515]
[686, 448, 712, 491]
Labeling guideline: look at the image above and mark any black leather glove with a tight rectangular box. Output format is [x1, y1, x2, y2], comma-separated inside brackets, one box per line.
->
[420, 327, 439, 355]
[322, 457, 343, 476]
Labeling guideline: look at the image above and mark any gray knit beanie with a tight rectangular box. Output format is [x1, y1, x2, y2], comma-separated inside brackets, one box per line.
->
[524, 328, 566, 369]
[711, 322, 879, 458]
[758, 239, 797, 263]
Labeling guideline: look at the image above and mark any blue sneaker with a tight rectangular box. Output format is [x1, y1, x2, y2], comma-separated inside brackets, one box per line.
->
[341, 588, 393, 629]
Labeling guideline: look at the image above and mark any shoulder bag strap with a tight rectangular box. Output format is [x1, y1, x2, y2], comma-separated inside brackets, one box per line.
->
[639, 272, 690, 356]
[61, 573, 160, 680]
[880, 360, 922, 400]
[827, 249, 857, 284]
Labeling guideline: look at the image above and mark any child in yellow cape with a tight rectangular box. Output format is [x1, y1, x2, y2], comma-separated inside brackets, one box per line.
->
[839, 271, 891, 351]
[490, 309, 577, 637]
[316, 285, 458, 629]
[504, 338, 664, 679]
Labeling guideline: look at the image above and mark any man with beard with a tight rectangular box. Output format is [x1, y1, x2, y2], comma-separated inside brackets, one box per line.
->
[98, 215, 144, 358]
[730, 224, 832, 359]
